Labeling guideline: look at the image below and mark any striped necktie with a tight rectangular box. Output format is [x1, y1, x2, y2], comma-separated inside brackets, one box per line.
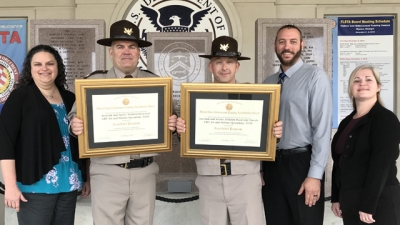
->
[124, 74, 133, 78]
[278, 72, 286, 84]
[278, 72, 286, 93]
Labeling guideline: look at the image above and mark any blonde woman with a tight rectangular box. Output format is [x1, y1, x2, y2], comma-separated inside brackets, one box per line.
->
[331, 65, 400, 224]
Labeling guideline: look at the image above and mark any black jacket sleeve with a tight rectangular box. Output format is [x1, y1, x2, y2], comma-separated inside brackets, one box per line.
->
[359, 109, 400, 214]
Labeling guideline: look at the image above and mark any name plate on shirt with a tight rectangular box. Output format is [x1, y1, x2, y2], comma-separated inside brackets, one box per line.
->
[75, 77, 172, 158]
[180, 83, 280, 161]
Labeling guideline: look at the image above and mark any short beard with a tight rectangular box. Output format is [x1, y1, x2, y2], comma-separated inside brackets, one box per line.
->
[276, 48, 302, 67]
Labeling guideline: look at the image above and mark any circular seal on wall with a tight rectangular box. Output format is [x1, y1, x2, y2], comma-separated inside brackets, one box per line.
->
[158, 42, 201, 86]
[331, 19, 337, 29]
[125, 0, 231, 69]
[0, 54, 19, 103]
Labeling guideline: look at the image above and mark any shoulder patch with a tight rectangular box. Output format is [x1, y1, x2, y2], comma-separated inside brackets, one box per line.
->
[84, 70, 108, 79]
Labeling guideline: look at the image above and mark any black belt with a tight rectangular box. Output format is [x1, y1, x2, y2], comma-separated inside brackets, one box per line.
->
[220, 163, 231, 176]
[276, 145, 312, 158]
[115, 157, 153, 169]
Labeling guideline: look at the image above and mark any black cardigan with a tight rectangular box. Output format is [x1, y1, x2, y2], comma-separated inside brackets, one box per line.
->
[0, 83, 85, 185]
[331, 101, 400, 214]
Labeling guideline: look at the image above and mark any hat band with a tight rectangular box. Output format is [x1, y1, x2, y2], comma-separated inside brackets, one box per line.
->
[112, 35, 140, 40]
[212, 52, 242, 57]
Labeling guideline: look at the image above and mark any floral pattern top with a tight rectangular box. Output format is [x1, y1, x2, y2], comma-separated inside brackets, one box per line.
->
[18, 103, 83, 194]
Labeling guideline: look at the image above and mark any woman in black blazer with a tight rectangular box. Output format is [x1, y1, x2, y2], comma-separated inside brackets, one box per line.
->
[331, 65, 400, 225]
[0, 45, 90, 225]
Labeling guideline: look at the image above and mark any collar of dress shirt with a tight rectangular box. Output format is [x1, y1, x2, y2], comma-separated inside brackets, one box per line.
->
[278, 59, 304, 79]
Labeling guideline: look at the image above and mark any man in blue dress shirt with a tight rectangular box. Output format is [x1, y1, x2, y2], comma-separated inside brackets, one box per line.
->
[262, 24, 333, 225]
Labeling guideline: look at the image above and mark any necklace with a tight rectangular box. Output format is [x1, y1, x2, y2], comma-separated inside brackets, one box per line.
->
[42, 88, 56, 99]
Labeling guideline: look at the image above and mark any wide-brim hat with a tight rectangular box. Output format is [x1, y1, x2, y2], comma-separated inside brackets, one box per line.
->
[198, 36, 250, 60]
[97, 20, 152, 47]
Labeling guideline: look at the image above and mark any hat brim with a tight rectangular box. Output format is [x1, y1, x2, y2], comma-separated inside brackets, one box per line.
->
[97, 37, 152, 47]
[198, 54, 250, 60]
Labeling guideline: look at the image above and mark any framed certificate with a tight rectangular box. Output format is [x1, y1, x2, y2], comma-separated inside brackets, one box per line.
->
[180, 83, 280, 161]
[75, 77, 172, 158]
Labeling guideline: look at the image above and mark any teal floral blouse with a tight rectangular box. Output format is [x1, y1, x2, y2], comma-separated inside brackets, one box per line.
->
[18, 103, 83, 194]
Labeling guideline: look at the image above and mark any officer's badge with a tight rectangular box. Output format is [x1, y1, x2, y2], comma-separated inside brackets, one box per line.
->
[124, 28, 133, 36]
[220, 44, 229, 51]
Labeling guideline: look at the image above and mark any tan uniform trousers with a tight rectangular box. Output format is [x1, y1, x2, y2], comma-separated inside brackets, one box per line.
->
[90, 161, 159, 225]
[195, 173, 264, 225]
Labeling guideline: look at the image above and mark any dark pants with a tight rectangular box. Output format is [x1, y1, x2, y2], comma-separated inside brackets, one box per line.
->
[17, 191, 77, 225]
[262, 151, 325, 225]
[340, 185, 400, 225]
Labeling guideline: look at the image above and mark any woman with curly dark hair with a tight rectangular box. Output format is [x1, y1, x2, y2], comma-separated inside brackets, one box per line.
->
[17, 45, 67, 90]
[0, 44, 90, 225]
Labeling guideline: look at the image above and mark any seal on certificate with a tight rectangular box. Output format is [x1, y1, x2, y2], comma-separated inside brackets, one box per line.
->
[225, 103, 233, 111]
[0, 54, 19, 103]
[122, 98, 130, 105]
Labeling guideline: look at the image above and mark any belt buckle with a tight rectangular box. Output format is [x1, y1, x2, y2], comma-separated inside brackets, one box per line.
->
[221, 163, 228, 176]
[146, 158, 151, 165]
[120, 162, 129, 169]
[276, 149, 283, 158]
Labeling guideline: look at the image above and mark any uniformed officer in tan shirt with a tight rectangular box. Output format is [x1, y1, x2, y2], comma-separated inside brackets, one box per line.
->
[176, 36, 282, 225]
[68, 20, 177, 225]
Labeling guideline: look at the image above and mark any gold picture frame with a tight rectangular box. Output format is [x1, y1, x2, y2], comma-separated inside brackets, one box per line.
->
[75, 77, 172, 158]
[180, 83, 280, 161]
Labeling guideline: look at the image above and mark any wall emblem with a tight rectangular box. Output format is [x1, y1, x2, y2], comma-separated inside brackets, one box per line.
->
[140, 5, 210, 32]
[125, 0, 231, 69]
[0, 54, 19, 103]
[158, 42, 201, 86]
